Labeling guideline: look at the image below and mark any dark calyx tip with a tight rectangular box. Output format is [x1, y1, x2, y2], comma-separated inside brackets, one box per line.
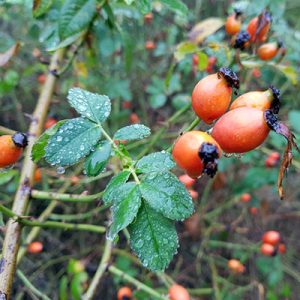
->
[218, 67, 240, 90]
[234, 8, 243, 17]
[233, 30, 250, 50]
[263, 11, 273, 23]
[198, 142, 219, 178]
[269, 85, 281, 114]
[12, 132, 28, 148]
[121, 297, 132, 300]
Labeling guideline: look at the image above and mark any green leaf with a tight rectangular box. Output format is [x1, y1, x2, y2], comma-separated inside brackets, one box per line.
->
[288, 110, 300, 133]
[59, 0, 96, 39]
[174, 42, 198, 61]
[32, 0, 53, 18]
[123, 0, 135, 4]
[136, 151, 175, 173]
[276, 65, 298, 85]
[59, 276, 68, 300]
[149, 94, 167, 109]
[0, 170, 18, 185]
[32, 120, 67, 163]
[84, 141, 111, 177]
[136, 0, 152, 13]
[67, 88, 111, 124]
[0, 212, 3, 226]
[197, 52, 209, 71]
[113, 125, 151, 141]
[45, 118, 101, 166]
[140, 172, 194, 220]
[108, 183, 142, 241]
[103, 170, 131, 204]
[160, 0, 188, 16]
[47, 31, 84, 51]
[70, 272, 88, 300]
[128, 202, 179, 271]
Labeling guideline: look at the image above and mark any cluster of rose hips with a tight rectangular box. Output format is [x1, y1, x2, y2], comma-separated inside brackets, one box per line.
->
[225, 8, 286, 62]
[143, 13, 156, 51]
[260, 230, 286, 256]
[172, 66, 293, 197]
[118, 284, 191, 300]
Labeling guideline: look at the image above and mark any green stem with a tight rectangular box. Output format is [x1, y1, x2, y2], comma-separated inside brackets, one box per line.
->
[183, 117, 201, 133]
[137, 102, 192, 159]
[108, 266, 168, 300]
[209, 258, 222, 300]
[83, 240, 113, 300]
[16, 270, 51, 300]
[30, 190, 103, 203]
[0, 125, 16, 135]
[0, 205, 106, 233]
[207, 240, 259, 251]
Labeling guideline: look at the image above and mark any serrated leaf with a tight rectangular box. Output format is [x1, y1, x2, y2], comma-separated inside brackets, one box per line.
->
[188, 18, 224, 44]
[108, 183, 142, 240]
[136, 151, 175, 173]
[174, 41, 198, 61]
[0, 170, 18, 185]
[84, 141, 111, 177]
[67, 88, 111, 124]
[113, 125, 151, 141]
[140, 172, 194, 220]
[103, 170, 131, 204]
[33, 0, 53, 18]
[45, 118, 101, 166]
[160, 0, 188, 16]
[32, 120, 67, 163]
[59, 0, 96, 39]
[128, 202, 178, 271]
[0, 42, 20, 67]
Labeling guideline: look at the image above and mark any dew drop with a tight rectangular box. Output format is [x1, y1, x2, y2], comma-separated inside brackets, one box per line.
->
[56, 166, 65, 174]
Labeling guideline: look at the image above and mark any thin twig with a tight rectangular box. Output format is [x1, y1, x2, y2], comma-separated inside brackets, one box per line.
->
[0, 204, 106, 233]
[108, 265, 168, 300]
[16, 270, 51, 300]
[83, 240, 113, 300]
[30, 190, 103, 203]
[0, 48, 65, 299]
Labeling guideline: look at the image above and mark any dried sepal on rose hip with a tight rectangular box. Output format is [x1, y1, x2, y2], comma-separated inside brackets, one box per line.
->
[172, 131, 222, 178]
[263, 110, 300, 199]
[232, 30, 250, 50]
[247, 10, 272, 43]
[192, 67, 239, 124]
[0, 132, 28, 168]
